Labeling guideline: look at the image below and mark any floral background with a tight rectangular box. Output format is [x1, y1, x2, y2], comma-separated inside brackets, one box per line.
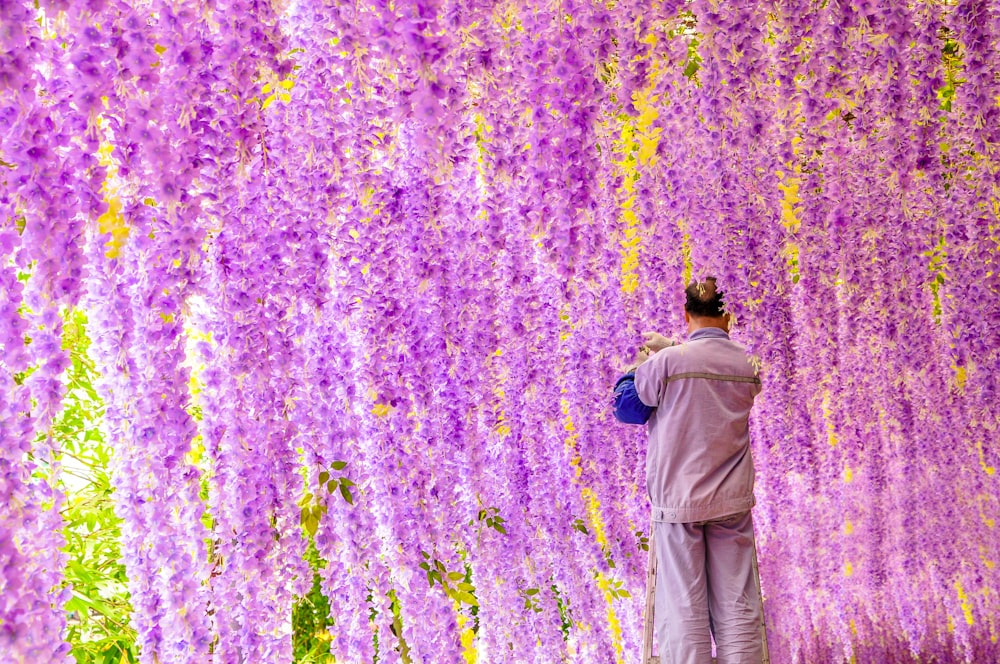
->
[2, 0, 999, 662]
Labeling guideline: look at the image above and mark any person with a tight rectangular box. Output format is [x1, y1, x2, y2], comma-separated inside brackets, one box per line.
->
[616, 278, 766, 664]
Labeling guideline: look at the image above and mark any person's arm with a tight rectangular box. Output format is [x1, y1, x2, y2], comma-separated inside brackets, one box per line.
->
[641, 331, 677, 353]
[614, 333, 681, 420]
[612, 372, 654, 424]
[612, 346, 657, 424]
[632, 332, 680, 407]
[634, 346, 671, 407]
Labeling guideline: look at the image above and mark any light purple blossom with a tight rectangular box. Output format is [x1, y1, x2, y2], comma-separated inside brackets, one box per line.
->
[3, 1, 1000, 662]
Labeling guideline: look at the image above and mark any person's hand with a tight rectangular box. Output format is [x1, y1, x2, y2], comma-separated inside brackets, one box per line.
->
[641, 331, 677, 353]
[623, 347, 651, 373]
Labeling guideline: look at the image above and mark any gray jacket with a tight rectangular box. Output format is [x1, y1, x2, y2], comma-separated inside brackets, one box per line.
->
[634, 327, 761, 523]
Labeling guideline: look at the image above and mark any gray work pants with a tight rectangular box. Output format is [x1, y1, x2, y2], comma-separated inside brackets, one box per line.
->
[654, 511, 764, 664]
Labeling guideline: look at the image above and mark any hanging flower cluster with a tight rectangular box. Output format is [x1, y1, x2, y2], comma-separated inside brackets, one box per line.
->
[2, 0, 999, 663]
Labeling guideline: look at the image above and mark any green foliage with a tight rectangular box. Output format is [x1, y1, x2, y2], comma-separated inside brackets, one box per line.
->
[319, 461, 355, 507]
[600, 574, 631, 601]
[667, 11, 702, 82]
[924, 234, 948, 326]
[635, 528, 650, 552]
[551, 584, 572, 639]
[386, 589, 411, 663]
[521, 583, 573, 640]
[299, 493, 327, 538]
[475, 506, 507, 536]
[300, 460, 355, 538]
[292, 543, 334, 663]
[418, 552, 478, 607]
[368, 587, 415, 664]
[937, 34, 964, 113]
[56, 310, 138, 663]
[521, 586, 542, 612]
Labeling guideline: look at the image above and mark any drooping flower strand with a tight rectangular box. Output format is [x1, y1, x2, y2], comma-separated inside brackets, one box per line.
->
[266, 8, 392, 661]
[556, 286, 648, 659]
[456, 5, 607, 655]
[0, 1, 112, 658]
[507, 266, 615, 658]
[466, 157, 555, 661]
[0, 250, 72, 664]
[82, 0, 296, 658]
[771, 4, 885, 648]
[299, 319, 380, 664]
[197, 191, 328, 664]
[490, 2, 643, 654]
[4, 0, 1000, 661]
[922, 4, 1000, 651]
[85, 3, 226, 659]
[390, 131, 510, 657]
[464, 19, 644, 647]
[275, 1, 430, 657]
[345, 138, 473, 661]
[941, 0, 1000, 436]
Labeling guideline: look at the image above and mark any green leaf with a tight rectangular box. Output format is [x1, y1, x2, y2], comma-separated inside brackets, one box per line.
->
[318, 471, 330, 485]
[68, 589, 117, 621]
[65, 595, 90, 614]
[66, 559, 95, 585]
[339, 482, 354, 505]
[525, 588, 539, 596]
[331, 460, 347, 471]
[451, 590, 478, 606]
[683, 58, 700, 80]
[302, 514, 319, 537]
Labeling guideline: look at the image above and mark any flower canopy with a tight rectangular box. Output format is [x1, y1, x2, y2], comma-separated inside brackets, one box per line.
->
[2, 0, 999, 662]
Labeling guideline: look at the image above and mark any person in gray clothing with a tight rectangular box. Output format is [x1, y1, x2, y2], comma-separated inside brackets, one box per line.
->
[624, 278, 766, 664]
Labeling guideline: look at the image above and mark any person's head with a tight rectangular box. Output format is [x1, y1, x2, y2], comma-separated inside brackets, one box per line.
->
[684, 277, 731, 333]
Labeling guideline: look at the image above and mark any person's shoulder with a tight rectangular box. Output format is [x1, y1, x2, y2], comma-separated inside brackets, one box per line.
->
[722, 338, 750, 352]
[734, 349, 760, 379]
[714, 339, 759, 370]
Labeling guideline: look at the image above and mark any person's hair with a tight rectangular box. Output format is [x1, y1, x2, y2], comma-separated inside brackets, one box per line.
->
[684, 277, 726, 318]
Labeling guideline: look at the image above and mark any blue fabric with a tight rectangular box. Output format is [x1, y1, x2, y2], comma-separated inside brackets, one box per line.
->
[613, 373, 654, 425]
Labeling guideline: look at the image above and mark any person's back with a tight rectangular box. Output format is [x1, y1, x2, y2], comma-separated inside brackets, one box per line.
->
[636, 328, 760, 524]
